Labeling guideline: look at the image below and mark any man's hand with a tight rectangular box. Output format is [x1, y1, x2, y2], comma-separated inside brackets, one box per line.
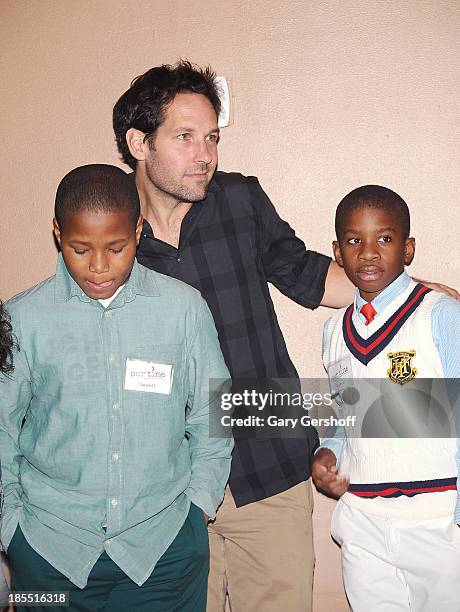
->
[321, 261, 355, 308]
[413, 279, 460, 301]
[321, 264, 460, 308]
[312, 448, 349, 498]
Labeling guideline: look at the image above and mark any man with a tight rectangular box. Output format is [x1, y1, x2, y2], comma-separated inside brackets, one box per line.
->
[112, 61, 456, 611]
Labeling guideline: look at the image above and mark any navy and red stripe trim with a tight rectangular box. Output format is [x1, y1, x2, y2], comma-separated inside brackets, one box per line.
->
[348, 477, 457, 498]
[342, 283, 432, 366]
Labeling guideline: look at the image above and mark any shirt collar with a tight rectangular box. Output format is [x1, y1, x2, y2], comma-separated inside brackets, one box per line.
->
[354, 271, 411, 322]
[54, 254, 160, 305]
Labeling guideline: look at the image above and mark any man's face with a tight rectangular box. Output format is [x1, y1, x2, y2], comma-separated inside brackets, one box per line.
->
[54, 210, 143, 300]
[333, 207, 415, 302]
[143, 92, 219, 203]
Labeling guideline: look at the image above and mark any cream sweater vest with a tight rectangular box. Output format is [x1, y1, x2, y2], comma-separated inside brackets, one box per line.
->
[324, 281, 457, 519]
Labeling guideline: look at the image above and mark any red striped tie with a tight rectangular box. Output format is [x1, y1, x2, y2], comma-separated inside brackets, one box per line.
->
[360, 302, 376, 325]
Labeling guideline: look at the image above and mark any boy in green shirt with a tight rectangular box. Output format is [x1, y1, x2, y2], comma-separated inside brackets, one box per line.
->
[0, 164, 232, 611]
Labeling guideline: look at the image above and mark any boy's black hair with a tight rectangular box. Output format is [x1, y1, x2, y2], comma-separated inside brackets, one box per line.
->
[55, 164, 140, 229]
[0, 301, 16, 375]
[113, 59, 221, 170]
[335, 185, 410, 239]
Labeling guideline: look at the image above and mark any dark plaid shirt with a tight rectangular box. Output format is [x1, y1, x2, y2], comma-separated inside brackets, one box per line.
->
[137, 172, 331, 506]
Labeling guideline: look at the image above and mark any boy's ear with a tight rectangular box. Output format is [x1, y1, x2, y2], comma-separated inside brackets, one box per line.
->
[404, 237, 416, 266]
[332, 240, 344, 267]
[135, 214, 143, 245]
[53, 218, 62, 247]
[126, 128, 148, 163]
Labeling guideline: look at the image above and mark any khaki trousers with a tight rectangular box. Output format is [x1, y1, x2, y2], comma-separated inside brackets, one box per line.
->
[207, 480, 315, 612]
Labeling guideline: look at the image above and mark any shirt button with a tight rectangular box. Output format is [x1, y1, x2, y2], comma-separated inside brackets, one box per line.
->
[112, 452, 119, 461]
[111, 499, 118, 508]
[176, 256, 182, 263]
[106, 539, 112, 545]
[108, 354, 116, 363]
[104, 310, 112, 317]
[112, 403, 120, 412]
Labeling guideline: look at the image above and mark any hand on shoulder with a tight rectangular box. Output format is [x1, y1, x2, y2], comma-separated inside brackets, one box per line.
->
[414, 279, 460, 301]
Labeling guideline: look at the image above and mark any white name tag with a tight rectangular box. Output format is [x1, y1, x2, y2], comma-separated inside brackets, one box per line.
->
[124, 358, 173, 394]
[327, 356, 352, 406]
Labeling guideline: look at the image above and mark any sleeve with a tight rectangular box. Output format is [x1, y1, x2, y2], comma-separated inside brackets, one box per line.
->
[431, 296, 460, 378]
[248, 177, 332, 309]
[431, 296, 460, 523]
[318, 430, 345, 463]
[0, 308, 32, 551]
[184, 299, 234, 518]
[317, 318, 345, 462]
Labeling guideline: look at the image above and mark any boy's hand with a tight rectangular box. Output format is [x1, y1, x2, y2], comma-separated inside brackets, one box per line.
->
[312, 448, 349, 498]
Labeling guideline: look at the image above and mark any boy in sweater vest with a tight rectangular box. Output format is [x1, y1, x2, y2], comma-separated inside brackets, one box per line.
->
[312, 185, 460, 611]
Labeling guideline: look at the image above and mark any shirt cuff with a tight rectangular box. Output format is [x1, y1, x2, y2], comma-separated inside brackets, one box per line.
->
[0, 511, 19, 552]
[0, 489, 22, 551]
[316, 438, 344, 462]
[184, 486, 223, 520]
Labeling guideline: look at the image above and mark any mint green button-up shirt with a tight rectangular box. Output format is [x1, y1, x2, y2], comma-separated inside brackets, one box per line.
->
[0, 255, 232, 588]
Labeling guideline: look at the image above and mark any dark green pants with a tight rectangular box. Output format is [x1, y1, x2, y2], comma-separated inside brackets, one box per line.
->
[8, 503, 209, 612]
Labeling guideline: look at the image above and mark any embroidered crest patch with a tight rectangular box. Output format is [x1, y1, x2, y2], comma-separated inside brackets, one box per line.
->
[387, 350, 417, 385]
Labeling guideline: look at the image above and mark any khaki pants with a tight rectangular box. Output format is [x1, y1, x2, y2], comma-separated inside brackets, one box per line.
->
[207, 480, 315, 612]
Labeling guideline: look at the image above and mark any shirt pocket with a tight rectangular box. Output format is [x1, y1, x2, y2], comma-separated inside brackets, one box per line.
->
[122, 344, 189, 461]
[122, 343, 187, 411]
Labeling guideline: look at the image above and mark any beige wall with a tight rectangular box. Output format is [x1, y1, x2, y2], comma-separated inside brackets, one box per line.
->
[1, 1, 459, 609]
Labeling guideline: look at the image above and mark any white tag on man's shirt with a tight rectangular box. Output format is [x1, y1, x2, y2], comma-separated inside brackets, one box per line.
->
[124, 358, 173, 394]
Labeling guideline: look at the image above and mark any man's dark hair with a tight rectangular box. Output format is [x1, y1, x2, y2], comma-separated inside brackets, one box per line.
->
[335, 185, 410, 239]
[55, 164, 140, 229]
[113, 60, 221, 169]
[0, 301, 16, 376]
